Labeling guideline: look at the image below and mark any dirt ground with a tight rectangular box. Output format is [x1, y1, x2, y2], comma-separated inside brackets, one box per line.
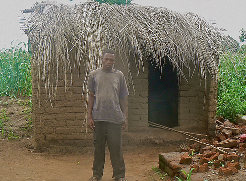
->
[0, 139, 178, 181]
[0, 96, 179, 181]
[1, 139, 246, 181]
[1, 97, 246, 181]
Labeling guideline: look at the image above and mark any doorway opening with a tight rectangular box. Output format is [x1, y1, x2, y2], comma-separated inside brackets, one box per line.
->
[148, 58, 179, 127]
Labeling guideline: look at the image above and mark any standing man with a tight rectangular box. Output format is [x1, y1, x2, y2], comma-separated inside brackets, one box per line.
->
[87, 49, 128, 181]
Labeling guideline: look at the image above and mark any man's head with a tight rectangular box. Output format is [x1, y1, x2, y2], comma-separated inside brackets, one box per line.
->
[102, 49, 115, 71]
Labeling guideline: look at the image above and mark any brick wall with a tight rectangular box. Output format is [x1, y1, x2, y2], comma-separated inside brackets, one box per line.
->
[128, 61, 149, 131]
[178, 67, 216, 134]
[32, 56, 217, 150]
[207, 78, 217, 135]
[126, 61, 216, 134]
[32, 60, 89, 150]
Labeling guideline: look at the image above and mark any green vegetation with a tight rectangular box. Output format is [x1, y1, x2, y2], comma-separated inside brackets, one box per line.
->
[0, 111, 4, 133]
[176, 168, 194, 181]
[152, 166, 168, 180]
[20, 98, 33, 135]
[94, 0, 132, 5]
[6, 129, 20, 140]
[0, 108, 10, 122]
[0, 108, 19, 139]
[0, 43, 32, 97]
[0, 97, 32, 140]
[217, 46, 246, 122]
[239, 28, 246, 42]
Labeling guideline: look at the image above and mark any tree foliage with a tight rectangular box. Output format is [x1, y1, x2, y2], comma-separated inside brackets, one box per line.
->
[0, 44, 32, 97]
[217, 46, 246, 122]
[94, 0, 132, 5]
[239, 28, 246, 42]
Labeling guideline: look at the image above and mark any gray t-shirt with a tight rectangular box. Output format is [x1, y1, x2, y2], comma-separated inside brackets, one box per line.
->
[87, 68, 129, 124]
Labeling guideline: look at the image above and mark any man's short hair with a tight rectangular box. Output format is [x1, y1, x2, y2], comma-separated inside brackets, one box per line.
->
[102, 49, 115, 58]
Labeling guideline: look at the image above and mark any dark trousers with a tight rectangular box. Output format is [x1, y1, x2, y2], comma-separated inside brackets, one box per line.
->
[93, 121, 125, 179]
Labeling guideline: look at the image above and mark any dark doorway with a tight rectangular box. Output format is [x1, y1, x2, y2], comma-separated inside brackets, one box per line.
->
[148, 58, 178, 127]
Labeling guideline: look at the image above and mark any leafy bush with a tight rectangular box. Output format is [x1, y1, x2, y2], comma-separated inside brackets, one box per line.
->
[239, 28, 246, 42]
[94, 0, 132, 5]
[0, 44, 32, 97]
[217, 46, 246, 122]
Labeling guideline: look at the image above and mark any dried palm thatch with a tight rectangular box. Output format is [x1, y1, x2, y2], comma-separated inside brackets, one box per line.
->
[22, 1, 238, 102]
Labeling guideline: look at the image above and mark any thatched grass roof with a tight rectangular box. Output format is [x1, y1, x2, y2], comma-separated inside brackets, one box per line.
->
[22, 1, 238, 98]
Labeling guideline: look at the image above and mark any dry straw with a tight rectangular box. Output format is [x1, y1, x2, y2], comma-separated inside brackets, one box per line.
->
[22, 1, 238, 102]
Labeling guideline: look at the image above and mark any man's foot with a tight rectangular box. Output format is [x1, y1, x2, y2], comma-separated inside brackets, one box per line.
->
[115, 178, 127, 181]
[88, 176, 102, 181]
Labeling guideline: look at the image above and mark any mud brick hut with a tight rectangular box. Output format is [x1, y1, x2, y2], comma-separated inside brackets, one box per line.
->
[22, 2, 236, 150]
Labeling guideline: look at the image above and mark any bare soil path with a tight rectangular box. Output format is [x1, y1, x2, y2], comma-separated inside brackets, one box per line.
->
[1, 97, 246, 181]
[0, 96, 180, 181]
[0, 139, 176, 181]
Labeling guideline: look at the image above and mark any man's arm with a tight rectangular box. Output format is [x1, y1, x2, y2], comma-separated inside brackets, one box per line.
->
[87, 91, 95, 130]
[119, 96, 128, 130]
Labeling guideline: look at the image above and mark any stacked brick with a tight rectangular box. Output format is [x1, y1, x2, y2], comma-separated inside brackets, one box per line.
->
[32, 64, 89, 151]
[177, 65, 217, 134]
[159, 150, 244, 179]
[188, 150, 242, 175]
[214, 117, 246, 153]
[159, 118, 246, 178]
[128, 61, 148, 131]
[32, 56, 219, 150]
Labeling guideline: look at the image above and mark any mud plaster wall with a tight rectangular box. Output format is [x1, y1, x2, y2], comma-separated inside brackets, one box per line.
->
[125, 61, 216, 134]
[127, 61, 149, 131]
[32, 56, 217, 149]
[32, 60, 88, 149]
[32, 54, 131, 149]
[178, 66, 217, 134]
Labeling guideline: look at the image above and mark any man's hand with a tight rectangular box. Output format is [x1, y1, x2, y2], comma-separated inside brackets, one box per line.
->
[87, 91, 95, 131]
[88, 118, 95, 130]
[122, 120, 128, 130]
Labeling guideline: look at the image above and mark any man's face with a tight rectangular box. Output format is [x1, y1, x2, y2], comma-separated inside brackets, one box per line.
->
[102, 53, 115, 70]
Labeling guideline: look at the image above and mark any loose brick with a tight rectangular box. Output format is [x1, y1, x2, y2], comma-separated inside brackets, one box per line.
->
[239, 143, 246, 148]
[199, 163, 209, 172]
[179, 152, 192, 164]
[213, 160, 222, 169]
[203, 151, 215, 158]
[227, 153, 240, 162]
[232, 128, 240, 135]
[209, 152, 220, 161]
[221, 129, 232, 138]
[218, 133, 227, 141]
[218, 167, 233, 176]
[224, 120, 234, 127]
[200, 139, 209, 143]
[159, 153, 182, 177]
[218, 139, 239, 148]
[213, 140, 219, 146]
[244, 156, 246, 169]
[200, 146, 212, 153]
[190, 164, 199, 173]
[230, 167, 238, 174]
[199, 157, 210, 165]
[239, 146, 246, 152]
[190, 143, 201, 152]
[227, 162, 241, 170]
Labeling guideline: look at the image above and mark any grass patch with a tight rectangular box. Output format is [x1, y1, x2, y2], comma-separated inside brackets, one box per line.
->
[175, 168, 194, 181]
[0, 108, 19, 139]
[0, 97, 33, 139]
[0, 43, 32, 97]
[217, 46, 246, 122]
[152, 166, 168, 180]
